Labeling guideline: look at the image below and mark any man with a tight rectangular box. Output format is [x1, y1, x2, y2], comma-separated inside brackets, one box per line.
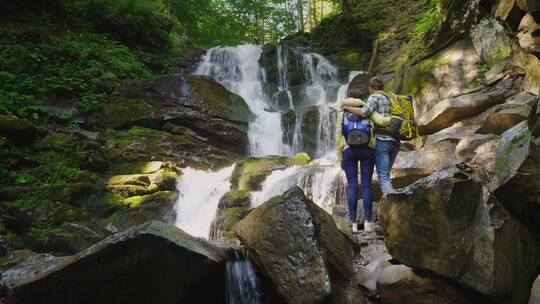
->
[341, 76, 399, 196]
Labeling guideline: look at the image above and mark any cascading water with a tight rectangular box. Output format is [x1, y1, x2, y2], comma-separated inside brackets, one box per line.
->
[225, 253, 264, 304]
[174, 166, 234, 238]
[194, 45, 286, 156]
[175, 43, 363, 236]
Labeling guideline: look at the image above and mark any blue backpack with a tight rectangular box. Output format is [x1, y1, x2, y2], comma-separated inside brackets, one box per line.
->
[342, 111, 372, 147]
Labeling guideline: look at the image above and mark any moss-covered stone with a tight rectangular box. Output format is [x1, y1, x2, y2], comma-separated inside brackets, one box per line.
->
[104, 126, 238, 170]
[186, 75, 253, 124]
[281, 109, 296, 146]
[231, 156, 289, 191]
[288, 153, 311, 166]
[217, 190, 252, 209]
[0, 114, 36, 144]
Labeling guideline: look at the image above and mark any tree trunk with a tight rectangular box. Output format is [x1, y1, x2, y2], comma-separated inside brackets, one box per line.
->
[297, 0, 304, 32]
[342, 0, 351, 16]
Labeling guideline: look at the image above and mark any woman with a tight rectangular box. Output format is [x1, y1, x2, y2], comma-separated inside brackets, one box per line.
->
[336, 90, 390, 232]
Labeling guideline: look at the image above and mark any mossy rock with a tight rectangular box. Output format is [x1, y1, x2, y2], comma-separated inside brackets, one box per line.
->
[231, 156, 289, 191]
[209, 206, 252, 242]
[217, 190, 252, 209]
[108, 161, 178, 175]
[0, 114, 36, 144]
[288, 153, 311, 166]
[104, 126, 238, 170]
[186, 75, 254, 124]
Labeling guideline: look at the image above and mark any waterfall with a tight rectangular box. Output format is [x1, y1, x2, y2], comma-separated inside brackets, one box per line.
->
[225, 253, 264, 304]
[194, 45, 286, 157]
[174, 166, 234, 238]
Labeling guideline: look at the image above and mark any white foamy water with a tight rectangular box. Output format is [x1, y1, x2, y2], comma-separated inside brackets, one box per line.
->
[194, 45, 286, 157]
[174, 166, 234, 238]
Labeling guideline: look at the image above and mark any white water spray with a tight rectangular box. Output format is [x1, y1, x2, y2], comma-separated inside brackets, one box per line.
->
[195, 45, 286, 156]
[174, 166, 234, 238]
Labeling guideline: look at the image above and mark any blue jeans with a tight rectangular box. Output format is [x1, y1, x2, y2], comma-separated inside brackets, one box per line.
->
[342, 146, 375, 222]
[375, 139, 400, 195]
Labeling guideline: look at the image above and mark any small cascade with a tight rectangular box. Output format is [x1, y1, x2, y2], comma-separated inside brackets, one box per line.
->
[252, 158, 346, 213]
[225, 252, 264, 304]
[194, 45, 286, 156]
[174, 166, 234, 238]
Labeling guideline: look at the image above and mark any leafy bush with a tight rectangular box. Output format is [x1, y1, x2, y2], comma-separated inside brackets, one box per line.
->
[0, 22, 154, 123]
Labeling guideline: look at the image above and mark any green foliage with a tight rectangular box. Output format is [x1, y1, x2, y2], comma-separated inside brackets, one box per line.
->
[0, 22, 154, 123]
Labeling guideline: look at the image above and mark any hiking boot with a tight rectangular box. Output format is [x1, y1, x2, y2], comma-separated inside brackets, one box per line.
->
[352, 223, 359, 233]
[364, 220, 375, 232]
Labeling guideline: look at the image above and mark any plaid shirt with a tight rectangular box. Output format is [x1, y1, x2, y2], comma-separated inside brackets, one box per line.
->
[363, 92, 395, 141]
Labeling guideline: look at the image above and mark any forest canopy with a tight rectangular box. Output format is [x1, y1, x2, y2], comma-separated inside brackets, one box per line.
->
[6, 0, 346, 48]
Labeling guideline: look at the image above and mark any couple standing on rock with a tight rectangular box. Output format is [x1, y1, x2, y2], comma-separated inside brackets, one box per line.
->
[336, 76, 400, 233]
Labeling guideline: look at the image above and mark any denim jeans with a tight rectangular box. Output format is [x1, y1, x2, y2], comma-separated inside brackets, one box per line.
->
[342, 146, 375, 222]
[375, 139, 400, 195]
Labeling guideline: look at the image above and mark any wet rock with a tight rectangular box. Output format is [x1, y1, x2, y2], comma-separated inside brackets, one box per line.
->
[518, 13, 540, 54]
[455, 134, 500, 163]
[230, 156, 289, 191]
[281, 109, 296, 146]
[402, 40, 480, 118]
[347, 73, 371, 100]
[377, 265, 478, 304]
[301, 106, 320, 157]
[209, 190, 252, 241]
[106, 74, 253, 154]
[0, 115, 36, 144]
[235, 187, 358, 304]
[106, 172, 176, 200]
[1, 221, 229, 304]
[378, 166, 540, 303]
[417, 75, 520, 134]
[42, 222, 109, 255]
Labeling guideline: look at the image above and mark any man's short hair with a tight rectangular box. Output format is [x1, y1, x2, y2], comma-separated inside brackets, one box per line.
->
[369, 76, 384, 91]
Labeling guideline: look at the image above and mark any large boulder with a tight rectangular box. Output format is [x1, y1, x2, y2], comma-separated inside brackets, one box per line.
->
[0, 115, 37, 144]
[495, 121, 540, 237]
[513, 42, 540, 96]
[402, 40, 480, 118]
[417, 75, 521, 134]
[1, 221, 229, 304]
[230, 156, 289, 191]
[347, 73, 371, 100]
[378, 166, 540, 303]
[476, 102, 533, 135]
[234, 187, 359, 304]
[377, 265, 479, 304]
[106, 74, 253, 154]
[209, 190, 252, 241]
[455, 134, 500, 163]
[470, 17, 512, 70]
[391, 141, 456, 187]
[518, 14, 540, 54]
[104, 126, 238, 170]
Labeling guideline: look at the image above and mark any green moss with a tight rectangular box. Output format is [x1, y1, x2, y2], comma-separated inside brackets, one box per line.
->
[105, 98, 154, 128]
[402, 53, 452, 96]
[187, 75, 253, 124]
[288, 153, 311, 166]
[5, 232, 25, 249]
[486, 46, 511, 67]
[232, 156, 289, 191]
[123, 191, 173, 208]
